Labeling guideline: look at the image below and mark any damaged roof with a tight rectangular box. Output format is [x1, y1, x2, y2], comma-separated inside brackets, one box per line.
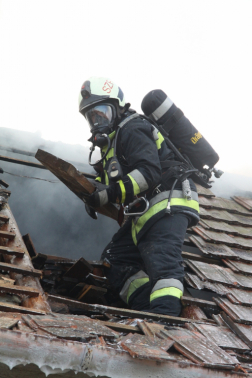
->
[1, 155, 252, 377]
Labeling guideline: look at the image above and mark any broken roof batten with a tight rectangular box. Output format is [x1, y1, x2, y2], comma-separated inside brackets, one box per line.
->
[1, 153, 252, 376]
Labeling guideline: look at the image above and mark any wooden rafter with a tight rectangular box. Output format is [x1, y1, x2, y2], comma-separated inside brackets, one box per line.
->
[35, 149, 119, 221]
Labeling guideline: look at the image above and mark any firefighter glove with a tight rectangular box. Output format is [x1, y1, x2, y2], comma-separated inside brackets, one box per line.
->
[88, 184, 117, 208]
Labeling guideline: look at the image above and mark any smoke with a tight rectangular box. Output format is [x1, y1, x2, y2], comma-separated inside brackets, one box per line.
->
[211, 171, 252, 199]
[0, 127, 119, 261]
[1, 127, 251, 262]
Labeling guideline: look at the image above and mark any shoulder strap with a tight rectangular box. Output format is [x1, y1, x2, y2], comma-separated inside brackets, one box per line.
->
[117, 113, 139, 129]
[113, 113, 140, 167]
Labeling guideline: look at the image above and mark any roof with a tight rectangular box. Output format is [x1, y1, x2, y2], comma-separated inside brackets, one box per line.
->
[1, 155, 252, 377]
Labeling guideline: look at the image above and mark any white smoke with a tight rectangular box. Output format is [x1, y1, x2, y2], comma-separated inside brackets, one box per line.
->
[0, 127, 119, 260]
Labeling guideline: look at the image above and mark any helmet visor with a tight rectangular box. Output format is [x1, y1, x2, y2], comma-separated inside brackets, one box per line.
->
[85, 105, 113, 133]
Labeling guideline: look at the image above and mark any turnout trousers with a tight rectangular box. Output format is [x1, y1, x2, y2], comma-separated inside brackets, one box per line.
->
[101, 212, 189, 316]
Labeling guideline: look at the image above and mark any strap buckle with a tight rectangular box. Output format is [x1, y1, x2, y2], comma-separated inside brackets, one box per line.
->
[123, 197, 149, 217]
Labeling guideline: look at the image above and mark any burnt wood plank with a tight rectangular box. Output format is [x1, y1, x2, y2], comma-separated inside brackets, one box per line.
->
[0, 246, 24, 258]
[0, 189, 11, 199]
[35, 149, 119, 221]
[0, 261, 42, 277]
[0, 154, 47, 169]
[0, 145, 94, 173]
[0, 230, 15, 240]
[48, 294, 215, 325]
[0, 282, 40, 297]
[22, 233, 38, 258]
[31, 253, 47, 269]
[0, 275, 15, 285]
[0, 179, 9, 188]
[0, 197, 7, 205]
[0, 301, 46, 314]
[77, 284, 107, 302]
[84, 273, 108, 287]
[45, 254, 76, 264]
[63, 257, 93, 281]
[0, 214, 9, 223]
[0, 204, 51, 312]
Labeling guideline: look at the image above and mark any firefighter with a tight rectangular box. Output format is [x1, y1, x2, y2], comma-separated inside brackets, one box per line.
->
[79, 77, 200, 316]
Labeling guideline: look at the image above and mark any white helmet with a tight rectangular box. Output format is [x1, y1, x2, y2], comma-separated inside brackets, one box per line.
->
[79, 76, 126, 115]
[78, 77, 127, 135]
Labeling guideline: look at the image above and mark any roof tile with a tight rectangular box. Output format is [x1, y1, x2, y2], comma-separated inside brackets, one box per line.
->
[185, 323, 249, 352]
[199, 219, 252, 238]
[120, 333, 175, 361]
[189, 235, 237, 258]
[185, 259, 252, 289]
[199, 196, 252, 215]
[200, 207, 252, 226]
[222, 259, 252, 275]
[232, 197, 252, 212]
[193, 226, 252, 249]
[185, 273, 252, 306]
[160, 327, 238, 367]
[195, 184, 215, 198]
[214, 297, 252, 324]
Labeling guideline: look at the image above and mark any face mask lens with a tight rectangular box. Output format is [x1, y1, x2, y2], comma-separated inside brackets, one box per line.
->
[86, 105, 113, 133]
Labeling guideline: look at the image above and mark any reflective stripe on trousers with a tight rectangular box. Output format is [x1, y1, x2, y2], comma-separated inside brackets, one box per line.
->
[150, 278, 184, 302]
[119, 270, 149, 304]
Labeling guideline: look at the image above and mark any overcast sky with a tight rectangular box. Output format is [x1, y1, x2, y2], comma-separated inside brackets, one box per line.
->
[0, 0, 252, 177]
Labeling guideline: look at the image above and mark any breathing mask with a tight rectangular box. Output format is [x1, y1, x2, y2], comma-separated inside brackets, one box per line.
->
[85, 104, 115, 136]
[86, 104, 116, 166]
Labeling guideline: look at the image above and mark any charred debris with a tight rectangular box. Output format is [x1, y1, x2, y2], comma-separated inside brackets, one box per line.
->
[1, 150, 252, 376]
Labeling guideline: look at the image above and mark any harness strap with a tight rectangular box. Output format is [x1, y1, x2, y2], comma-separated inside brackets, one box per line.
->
[113, 113, 140, 158]
[118, 113, 139, 128]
